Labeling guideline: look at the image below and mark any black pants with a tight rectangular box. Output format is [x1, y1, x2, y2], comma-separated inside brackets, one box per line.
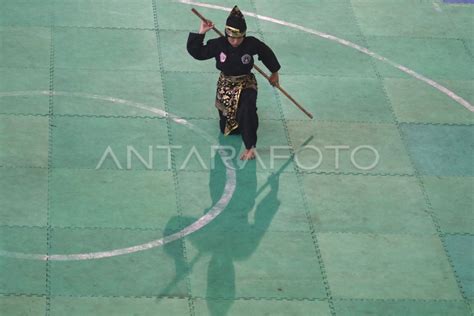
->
[218, 88, 258, 150]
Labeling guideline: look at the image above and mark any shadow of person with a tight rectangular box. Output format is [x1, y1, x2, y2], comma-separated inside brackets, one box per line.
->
[205, 169, 281, 316]
[163, 133, 282, 315]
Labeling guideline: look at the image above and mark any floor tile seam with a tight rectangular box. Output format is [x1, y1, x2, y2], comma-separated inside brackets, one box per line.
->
[152, 0, 185, 233]
[334, 297, 468, 302]
[356, 33, 474, 84]
[49, 166, 292, 173]
[352, 12, 471, 303]
[363, 33, 471, 303]
[193, 296, 472, 303]
[399, 122, 474, 127]
[396, 123, 469, 302]
[163, 116, 242, 121]
[247, 30, 469, 41]
[80, 116, 283, 122]
[237, 29, 364, 36]
[275, 62, 343, 316]
[154, 27, 361, 36]
[45, 18, 55, 316]
[362, 34, 470, 42]
[272, 71, 378, 79]
[163, 69, 379, 80]
[0, 66, 50, 70]
[277, 72, 461, 80]
[0, 293, 47, 298]
[157, 29, 265, 35]
[0, 24, 156, 31]
[0, 165, 49, 169]
[297, 170, 415, 177]
[50, 66, 161, 71]
[346, 2, 384, 84]
[0, 224, 165, 232]
[192, 296, 328, 302]
[174, 229, 312, 233]
[419, 172, 474, 179]
[0, 292, 329, 302]
[53, 67, 162, 72]
[152, 3, 195, 315]
[177, 169, 296, 175]
[443, 2, 474, 5]
[289, 119, 396, 124]
[443, 232, 474, 237]
[0, 224, 47, 230]
[156, 27, 218, 33]
[155, 27, 359, 36]
[249, 3, 337, 315]
[46, 225, 180, 232]
[272, 71, 382, 79]
[0, 292, 46, 297]
[460, 39, 474, 59]
[312, 231, 441, 236]
[1, 115, 468, 127]
[163, 69, 346, 76]
[50, 114, 167, 120]
[34, 293, 191, 300]
[351, 13, 415, 175]
[38, 166, 296, 174]
[53, 26, 156, 33]
[0, 25, 51, 30]
[146, 118, 467, 126]
[116, 69, 374, 79]
[46, 167, 173, 172]
[298, 172, 473, 179]
[156, 117, 284, 122]
[0, 66, 160, 72]
[0, 225, 312, 233]
[163, 70, 219, 74]
[7, 113, 459, 126]
[54, 25, 156, 31]
[49, 166, 170, 173]
[0, 23, 51, 28]
[0, 113, 49, 118]
[442, 10, 474, 59]
[338, 0, 367, 39]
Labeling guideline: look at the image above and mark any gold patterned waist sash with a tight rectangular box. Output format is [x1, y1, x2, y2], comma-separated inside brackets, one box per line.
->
[215, 72, 257, 135]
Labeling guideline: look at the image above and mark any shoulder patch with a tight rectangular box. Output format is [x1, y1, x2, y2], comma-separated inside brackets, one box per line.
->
[220, 52, 227, 63]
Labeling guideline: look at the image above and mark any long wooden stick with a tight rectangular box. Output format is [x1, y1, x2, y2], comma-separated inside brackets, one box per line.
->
[191, 8, 313, 119]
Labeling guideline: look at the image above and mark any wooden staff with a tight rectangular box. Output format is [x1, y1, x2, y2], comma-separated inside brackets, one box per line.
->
[191, 8, 313, 119]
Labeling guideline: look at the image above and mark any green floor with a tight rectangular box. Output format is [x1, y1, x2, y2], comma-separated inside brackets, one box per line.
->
[1, 0, 473, 315]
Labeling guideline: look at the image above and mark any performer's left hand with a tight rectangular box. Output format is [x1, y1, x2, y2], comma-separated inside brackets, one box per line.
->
[269, 72, 279, 86]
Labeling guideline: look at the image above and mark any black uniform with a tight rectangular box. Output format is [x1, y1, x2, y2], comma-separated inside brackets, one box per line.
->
[187, 33, 281, 149]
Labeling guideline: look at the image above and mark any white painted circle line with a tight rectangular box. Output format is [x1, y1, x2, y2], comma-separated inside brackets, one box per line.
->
[0, 91, 236, 261]
[179, 0, 473, 112]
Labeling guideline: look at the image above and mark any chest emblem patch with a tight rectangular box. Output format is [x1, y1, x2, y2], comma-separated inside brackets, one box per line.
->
[220, 52, 227, 63]
[241, 54, 252, 64]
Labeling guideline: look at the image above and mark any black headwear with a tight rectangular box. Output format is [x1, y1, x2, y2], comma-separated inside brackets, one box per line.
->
[225, 6, 246, 38]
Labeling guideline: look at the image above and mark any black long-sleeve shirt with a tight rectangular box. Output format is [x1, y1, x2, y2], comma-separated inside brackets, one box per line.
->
[187, 32, 281, 76]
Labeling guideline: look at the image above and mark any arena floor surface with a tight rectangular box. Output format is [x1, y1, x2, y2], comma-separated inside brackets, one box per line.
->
[0, 0, 473, 315]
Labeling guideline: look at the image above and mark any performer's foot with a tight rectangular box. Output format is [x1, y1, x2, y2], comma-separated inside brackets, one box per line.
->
[240, 148, 256, 160]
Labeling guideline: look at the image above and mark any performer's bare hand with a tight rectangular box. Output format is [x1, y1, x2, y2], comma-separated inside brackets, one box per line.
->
[269, 72, 279, 86]
[240, 148, 256, 160]
[199, 20, 214, 34]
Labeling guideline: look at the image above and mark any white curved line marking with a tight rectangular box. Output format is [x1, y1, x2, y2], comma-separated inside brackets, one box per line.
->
[0, 91, 236, 261]
[0, 165, 235, 261]
[179, 0, 473, 112]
